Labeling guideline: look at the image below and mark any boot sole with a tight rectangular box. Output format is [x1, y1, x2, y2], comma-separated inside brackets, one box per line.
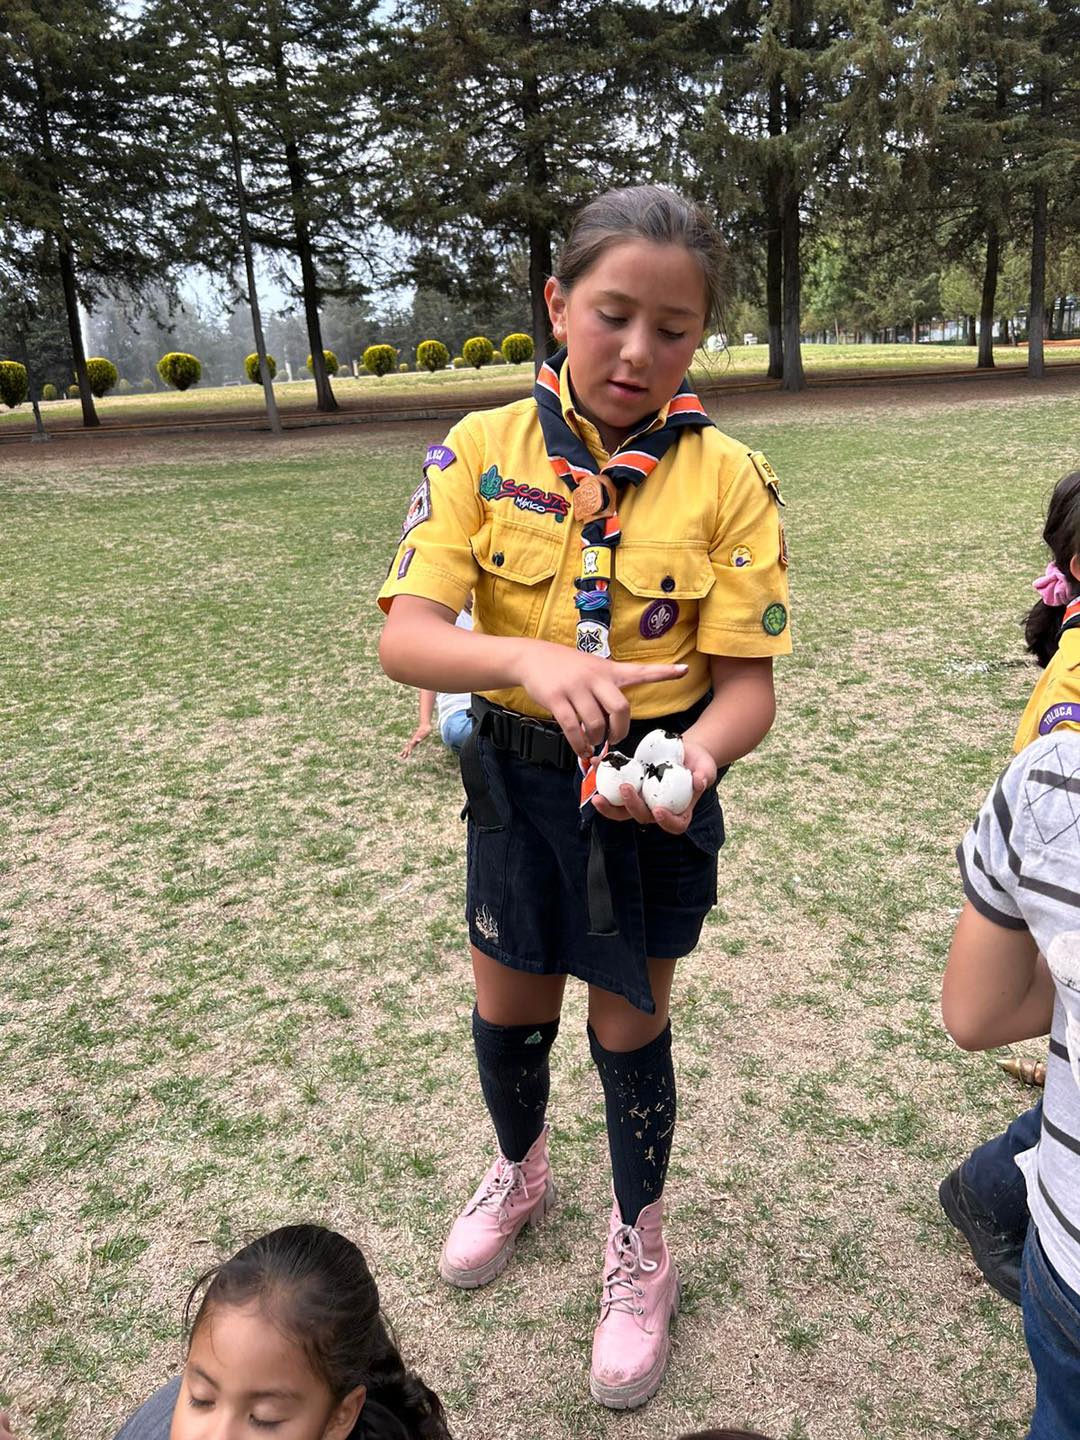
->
[589, 1268, 681, 1410]
[438, 1180, 557, 1289]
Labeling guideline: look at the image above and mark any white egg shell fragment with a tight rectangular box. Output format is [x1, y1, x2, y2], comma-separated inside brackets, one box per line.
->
[595, 752, 645, 805]
[634, 728, 684, 769]
[642, 761, 694, 815]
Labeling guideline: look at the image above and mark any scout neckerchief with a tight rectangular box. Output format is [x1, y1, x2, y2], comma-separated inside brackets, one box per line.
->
[535, 349, 713, 936]
[534, 347, 713, 662]
[1061, 596, 1080, 637]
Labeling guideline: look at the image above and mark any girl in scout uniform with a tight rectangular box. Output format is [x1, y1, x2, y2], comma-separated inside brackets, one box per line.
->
[378, 185, 790, 1409]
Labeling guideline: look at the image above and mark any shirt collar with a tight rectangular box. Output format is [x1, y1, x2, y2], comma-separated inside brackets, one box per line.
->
[559, 362, 668, 468]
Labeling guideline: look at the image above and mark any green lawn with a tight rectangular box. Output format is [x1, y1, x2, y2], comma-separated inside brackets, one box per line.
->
[3, 341, 1076, 431]
[2, 376, 1078, 1439]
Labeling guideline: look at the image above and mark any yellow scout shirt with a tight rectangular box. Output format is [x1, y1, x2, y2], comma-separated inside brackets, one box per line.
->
[1013, 624, 1080, 751]
[378, 377, 791, 720]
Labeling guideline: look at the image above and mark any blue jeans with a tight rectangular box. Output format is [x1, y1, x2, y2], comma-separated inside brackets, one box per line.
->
[963, 1100, 1042, 1238]
[441, 709, 474, 754]
[1022, 1226, 1080, 1438]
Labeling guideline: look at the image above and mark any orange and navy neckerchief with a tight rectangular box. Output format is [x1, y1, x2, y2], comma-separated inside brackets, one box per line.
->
[1060, 596, 1080, 637]
[534, 347, 711, 662]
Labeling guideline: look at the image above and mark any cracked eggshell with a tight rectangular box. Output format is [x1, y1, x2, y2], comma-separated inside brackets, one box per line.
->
[595, 752, 645, 805]
[634, 728, 684, 769]
[642, 761, 694, 815]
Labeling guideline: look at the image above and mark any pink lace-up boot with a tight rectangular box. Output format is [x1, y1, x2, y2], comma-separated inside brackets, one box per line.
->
[438, 1124, 556, 1288]
[589, 1194, 680, 1409]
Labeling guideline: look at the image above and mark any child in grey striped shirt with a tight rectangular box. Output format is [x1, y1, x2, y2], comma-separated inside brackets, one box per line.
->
[944, 732, 1080, 1439]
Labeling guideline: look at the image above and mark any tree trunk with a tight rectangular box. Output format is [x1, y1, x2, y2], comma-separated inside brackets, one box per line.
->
[780, 186, 804, 392]
[218, 51, 282, 436]
[765, 75, 783, 379]
[1054, 292, 1067, 339]
[268, 27, 336, 412]
[965, 314, 976, 346]
[1029, 180, 1048, 377]
[30, 53, 98, 425]
[519, 4, 553, 365]
[978, 223, 999, 369]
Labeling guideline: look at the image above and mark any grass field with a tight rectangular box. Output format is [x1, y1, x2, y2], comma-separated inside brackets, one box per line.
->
[3, 341, 1077, 432]
[2, 373, 1079, 1439]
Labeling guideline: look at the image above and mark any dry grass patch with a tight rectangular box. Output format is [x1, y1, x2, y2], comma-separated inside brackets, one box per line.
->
[3, 376, 1079, 1439]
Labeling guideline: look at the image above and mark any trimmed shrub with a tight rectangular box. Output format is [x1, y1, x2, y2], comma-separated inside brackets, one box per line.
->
[67, 384, 80, 399]
[157, 352, 201, 390]
[451, 355, 467, 369]
[85, 356, 118, 397]
[501, 332, 534, 364]
[338, 364, 351, 377]
[0, 360, 28, 408]
[138, 377, 156, 392]
[244, 352, 277, 384]
[398, 362, 410, 372]
[462, 335, 494, 369]
[115, 378, 134, 394]
[306, 349, 339, 373]
[491, 351, 507, 365]
[416, 339, 450, 373]
[363, 343, 397, 377]
[42, 382, 58, 401]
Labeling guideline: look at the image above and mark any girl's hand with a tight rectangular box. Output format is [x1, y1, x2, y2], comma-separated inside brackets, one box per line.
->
[516, 642, 688, 760]
[0, 1410, 18, 1440]
[399, 721, 432, 759]
[592, 736, 717, 834]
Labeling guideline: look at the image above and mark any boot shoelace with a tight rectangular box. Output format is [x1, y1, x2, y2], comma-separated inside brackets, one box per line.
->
[469, 1157, 526, 1218]
[601, 1224, 658, 1317]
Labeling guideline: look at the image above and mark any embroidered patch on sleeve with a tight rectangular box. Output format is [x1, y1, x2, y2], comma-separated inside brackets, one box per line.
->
[425, 443, 456, 471]
[1039, 702, 1080, 735]
[730, 544, 753, 568]
[400, 477, 431, 540]
[749, 451, 785, 507]
[396, 546, 415, 579]
[762, 602, 788, 636]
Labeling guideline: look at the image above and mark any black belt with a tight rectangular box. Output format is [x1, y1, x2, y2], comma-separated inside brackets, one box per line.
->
[459, 691, 717, 937]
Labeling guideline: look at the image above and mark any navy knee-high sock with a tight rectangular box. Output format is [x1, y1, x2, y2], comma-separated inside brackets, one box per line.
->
[589, 1021, 676, 1225]
[472, 1008, 560, 1163]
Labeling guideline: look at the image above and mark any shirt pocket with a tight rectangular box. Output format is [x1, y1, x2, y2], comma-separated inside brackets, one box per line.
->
[611, 540, 715, 659]
[470, 516, 562, 639]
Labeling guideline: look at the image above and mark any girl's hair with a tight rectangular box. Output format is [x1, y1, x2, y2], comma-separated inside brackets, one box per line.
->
[1025, 471, 1080, 667]
[553, 185, 729, 333]
[677, 1431, 775, 1439]
[184, 1225, 451, 1440]
[677, 1432, 775, 1439]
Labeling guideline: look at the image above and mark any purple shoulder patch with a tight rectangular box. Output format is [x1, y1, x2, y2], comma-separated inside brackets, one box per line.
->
[397, 546, 415, 579]
[1039, 702, 1080, 735]
[425, 444, 456, 471]
[640, 598, 680, 640]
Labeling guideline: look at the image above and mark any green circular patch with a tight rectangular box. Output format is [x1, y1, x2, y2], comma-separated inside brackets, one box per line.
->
[762, 602, 788, 636]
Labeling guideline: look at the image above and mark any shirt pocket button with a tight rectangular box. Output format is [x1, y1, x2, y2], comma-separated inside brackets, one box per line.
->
[661, 575, 676, 593]
[493, 553, 505, 566]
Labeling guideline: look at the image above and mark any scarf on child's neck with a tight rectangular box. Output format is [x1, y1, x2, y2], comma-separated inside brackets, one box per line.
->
[534, 346, 712, 658]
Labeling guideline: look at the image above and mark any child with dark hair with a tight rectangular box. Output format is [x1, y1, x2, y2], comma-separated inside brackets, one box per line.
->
[940, 471, 1080, 1304]
[83, 1225, 450, 1440]
[379, 183, 790, 1406]
[943, 733, 1080, 1437]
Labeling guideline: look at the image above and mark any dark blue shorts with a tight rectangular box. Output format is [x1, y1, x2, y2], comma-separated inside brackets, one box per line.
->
[463, 733, 725, 1013]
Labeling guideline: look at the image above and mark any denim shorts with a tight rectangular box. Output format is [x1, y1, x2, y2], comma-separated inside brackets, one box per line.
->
[1021, 1226, 1080, 1439]
[463, 733, 725, 1013]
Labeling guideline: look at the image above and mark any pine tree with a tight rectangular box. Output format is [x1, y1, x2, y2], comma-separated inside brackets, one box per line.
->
[0, 0, 176, 425]
[376, 0, 665, 363]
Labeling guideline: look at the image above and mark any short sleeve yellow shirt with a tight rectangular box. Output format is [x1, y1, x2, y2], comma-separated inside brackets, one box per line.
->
[1013, 628, 1080, 751]
[378, 384, 791, 719]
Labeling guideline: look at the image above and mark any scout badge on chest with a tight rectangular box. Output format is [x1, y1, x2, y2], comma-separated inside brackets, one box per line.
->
[534, 348, 713, 665]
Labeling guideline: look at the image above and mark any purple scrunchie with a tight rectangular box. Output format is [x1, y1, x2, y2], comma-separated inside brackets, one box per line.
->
[1034, 562, 1072, 608]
